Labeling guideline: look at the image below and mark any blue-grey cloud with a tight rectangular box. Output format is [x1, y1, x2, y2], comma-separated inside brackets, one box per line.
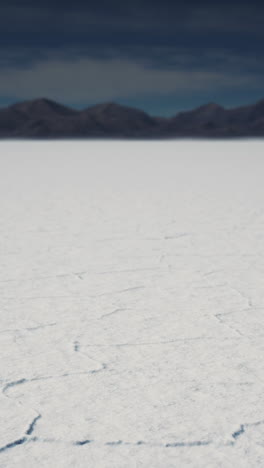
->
[0, 1, 263, 40]
[0, 55, 260, 105]
[0, 0, 263, 112]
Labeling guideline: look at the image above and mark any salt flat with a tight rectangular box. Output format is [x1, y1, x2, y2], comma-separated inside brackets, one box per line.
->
[0, 140, 264, 467]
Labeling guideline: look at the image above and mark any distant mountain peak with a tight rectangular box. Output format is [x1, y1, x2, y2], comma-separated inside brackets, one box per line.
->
[84, 101, 148, 115]
[95, 101, 120, 109]
[195, 102, 225, 112]
[29, 97, 56, 105]
[86, 101, 124, 113]
[9, 97, 76, 116]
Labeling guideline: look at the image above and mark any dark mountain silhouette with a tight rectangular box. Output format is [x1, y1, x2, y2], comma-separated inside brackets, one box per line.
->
[167, 103, 227, 133]
[165, 100, 264, 137]
[80, 102, 158, 136]
[10, 98, 77, 118]
[1, 97, 264, 138]
[0, 98, 77, 137]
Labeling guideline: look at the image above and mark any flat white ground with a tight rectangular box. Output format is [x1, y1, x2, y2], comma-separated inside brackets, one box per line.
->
[0, 140, 264, 467]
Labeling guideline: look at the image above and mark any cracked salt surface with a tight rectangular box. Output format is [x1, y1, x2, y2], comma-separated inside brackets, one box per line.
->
[1, 140, 264, 467]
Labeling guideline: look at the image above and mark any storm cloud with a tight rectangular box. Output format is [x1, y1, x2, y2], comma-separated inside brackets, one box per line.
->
[0, 0, 263, 113]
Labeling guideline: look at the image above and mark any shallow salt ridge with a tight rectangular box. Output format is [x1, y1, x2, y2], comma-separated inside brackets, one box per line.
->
[0, 140, 264, 467]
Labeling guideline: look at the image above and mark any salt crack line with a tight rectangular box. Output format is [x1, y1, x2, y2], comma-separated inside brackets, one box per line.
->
[0, 436, 212, 454]
[3, 378, 28, 396]
[2, 363, 108, 397]
[1, 420, 264, 455]
[99, 308, 128, 320]
[84, 336, 242, 348]
[0, 414, 41, 454]
[214, 313, 244, 337]
[3, 286, 145, 301]
[0, 323, 57, 336]
[91, 286, 145, 298]
[26, 415, 42, 436]
[0, 438, 27, 454]
[231, 420, 264, 443]
[199, 271, 246, 338]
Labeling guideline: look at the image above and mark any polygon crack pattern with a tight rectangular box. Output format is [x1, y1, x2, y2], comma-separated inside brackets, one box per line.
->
[1, 420, 264, 455]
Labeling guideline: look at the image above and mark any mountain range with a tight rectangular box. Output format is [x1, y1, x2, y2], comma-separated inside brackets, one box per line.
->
[1, 98, 264, 138]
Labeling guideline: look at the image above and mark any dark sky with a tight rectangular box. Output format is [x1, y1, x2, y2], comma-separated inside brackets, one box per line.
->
[1, 0, 264, 115]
